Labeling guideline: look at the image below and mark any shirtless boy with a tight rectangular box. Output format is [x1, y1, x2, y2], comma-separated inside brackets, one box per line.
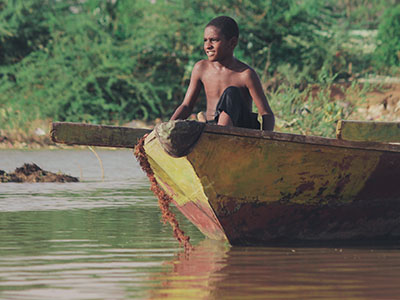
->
[170, 16, 275, 131]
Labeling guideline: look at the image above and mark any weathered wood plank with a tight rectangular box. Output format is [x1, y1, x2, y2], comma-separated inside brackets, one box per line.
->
[51, 122, 151, 148]
[204, 123, 400, 153]
[336, 120, 400, 143]
[51, 121, 400, 152]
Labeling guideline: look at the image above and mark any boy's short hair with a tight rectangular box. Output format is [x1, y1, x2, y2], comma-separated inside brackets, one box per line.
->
[206, 16, 239, 40]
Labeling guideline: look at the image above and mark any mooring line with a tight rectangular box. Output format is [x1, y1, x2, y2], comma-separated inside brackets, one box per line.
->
[134, 136, 193, 253]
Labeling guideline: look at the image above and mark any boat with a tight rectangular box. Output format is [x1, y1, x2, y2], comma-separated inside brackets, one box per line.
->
[51, 120, 400, 245]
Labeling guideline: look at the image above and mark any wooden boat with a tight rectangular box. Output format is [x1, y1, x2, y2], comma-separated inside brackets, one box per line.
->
[51, 120, 400, 245]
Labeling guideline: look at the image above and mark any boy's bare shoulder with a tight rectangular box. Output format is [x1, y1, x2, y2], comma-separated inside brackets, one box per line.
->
[238, 60, 255, 73]
[193, 60, 209, 70]
[234, 60, 259, 81]
[191, 60, 210, 78]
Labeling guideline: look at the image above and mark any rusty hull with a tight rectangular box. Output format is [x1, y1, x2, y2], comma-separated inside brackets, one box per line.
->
[144, 121, 400, 245]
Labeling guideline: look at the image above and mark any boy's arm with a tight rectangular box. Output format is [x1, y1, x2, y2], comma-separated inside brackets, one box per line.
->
[170, 62, 203, 121]
[245, 69, 275, 131]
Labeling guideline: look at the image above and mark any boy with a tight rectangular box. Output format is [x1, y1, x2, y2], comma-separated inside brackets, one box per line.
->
[170, 16, 275, 131]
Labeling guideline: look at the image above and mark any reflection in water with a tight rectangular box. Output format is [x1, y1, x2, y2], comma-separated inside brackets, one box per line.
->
[151, 240, 230, 299]
[152, 240, 400, 300]
[1, 149, 400, 299]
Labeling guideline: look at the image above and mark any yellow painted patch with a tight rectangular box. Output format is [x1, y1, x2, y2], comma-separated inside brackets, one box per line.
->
[144, 132, 209, 208]
[187, 132, 381, 212]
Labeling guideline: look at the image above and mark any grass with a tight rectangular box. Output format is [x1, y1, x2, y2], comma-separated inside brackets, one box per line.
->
[266, 81, 377, 137]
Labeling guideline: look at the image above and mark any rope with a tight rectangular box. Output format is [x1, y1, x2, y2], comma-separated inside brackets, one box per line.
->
[134, 136, 193, 253]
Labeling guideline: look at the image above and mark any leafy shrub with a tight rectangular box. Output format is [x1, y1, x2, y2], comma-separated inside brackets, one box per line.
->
[0, 0, 168, 126]
[373, 5, 400, 68]
[331, 0, 398, 29]
[0, 1, 51, 65]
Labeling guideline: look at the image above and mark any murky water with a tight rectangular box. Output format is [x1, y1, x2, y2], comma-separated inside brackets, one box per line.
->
[1, 149, 400, 299]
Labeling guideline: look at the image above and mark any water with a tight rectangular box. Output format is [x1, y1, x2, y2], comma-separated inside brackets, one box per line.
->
[1, 149, 400, 299]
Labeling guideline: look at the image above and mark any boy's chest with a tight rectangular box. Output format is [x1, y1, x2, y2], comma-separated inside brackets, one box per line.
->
[202, 71, 246, 98]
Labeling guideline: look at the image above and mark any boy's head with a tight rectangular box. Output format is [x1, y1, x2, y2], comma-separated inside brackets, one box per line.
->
[206, 16, 239, 41]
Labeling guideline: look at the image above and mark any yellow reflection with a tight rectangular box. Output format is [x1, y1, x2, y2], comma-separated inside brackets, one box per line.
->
[149, 239, 230, 299]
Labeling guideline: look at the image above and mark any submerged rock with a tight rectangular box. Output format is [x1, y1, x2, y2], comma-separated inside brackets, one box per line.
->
[0, 163, 79, 183]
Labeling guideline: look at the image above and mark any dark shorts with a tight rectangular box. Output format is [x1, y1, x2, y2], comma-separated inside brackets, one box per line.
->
[212, 86, 260, 129]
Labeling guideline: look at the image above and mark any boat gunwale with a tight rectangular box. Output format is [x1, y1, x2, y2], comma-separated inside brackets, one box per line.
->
[203, 124, 400, 153]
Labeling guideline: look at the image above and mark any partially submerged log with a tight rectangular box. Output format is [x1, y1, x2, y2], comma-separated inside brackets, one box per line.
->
[0, 163, 79, 183]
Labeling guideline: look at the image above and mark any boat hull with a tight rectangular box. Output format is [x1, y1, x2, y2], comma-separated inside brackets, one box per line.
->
[144, 121, 400, 245]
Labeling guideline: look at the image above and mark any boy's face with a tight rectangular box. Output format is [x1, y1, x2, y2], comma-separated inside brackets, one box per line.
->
[203, 26, 236, 62]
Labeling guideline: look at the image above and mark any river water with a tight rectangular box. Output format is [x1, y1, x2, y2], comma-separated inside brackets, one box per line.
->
[1, 149, 400, 299]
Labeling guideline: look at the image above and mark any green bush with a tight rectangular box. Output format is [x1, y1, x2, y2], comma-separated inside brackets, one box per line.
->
[0, 0, 168, 126]
[374, 5, 400, 68]
[330, 0, 398, 29]
[0, 1, 51, 65]
[1, 0, 341, 129]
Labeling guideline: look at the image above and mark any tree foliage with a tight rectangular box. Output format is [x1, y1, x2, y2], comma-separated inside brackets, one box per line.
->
[0, 0, 398, 133]
[374, 5, 400, 68]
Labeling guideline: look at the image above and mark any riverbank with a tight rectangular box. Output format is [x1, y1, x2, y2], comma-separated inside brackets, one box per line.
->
[1, 83, 399, 150]
[340, 82, 400, 121]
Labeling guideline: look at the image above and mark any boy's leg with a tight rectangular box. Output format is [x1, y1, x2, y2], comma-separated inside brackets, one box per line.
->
[217, 111, 233, 126]
[214, 86, 260, 129]
[214, 86, 243, 127]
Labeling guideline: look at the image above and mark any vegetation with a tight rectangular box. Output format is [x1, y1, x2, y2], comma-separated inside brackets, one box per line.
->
[0, 0, 399, 139]
[267, 81, 371, 136]
[374, 5, 400, 69]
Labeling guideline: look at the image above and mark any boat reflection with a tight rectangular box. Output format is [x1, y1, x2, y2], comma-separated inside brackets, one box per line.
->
[150, 240, 400, 299]
[149, 239, 229, 299]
